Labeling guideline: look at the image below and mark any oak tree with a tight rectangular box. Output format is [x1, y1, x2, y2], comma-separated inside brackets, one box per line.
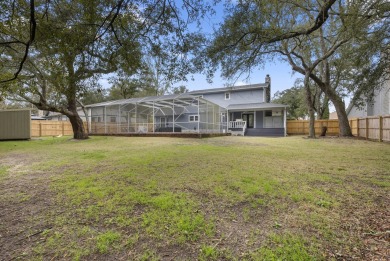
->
[1, 0, 210, 139]
[206, 0, 389, 137]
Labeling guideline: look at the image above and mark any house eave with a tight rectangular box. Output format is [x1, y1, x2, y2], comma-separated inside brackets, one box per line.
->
[226, 103, 288, 111]
[189, 83, 269, 95]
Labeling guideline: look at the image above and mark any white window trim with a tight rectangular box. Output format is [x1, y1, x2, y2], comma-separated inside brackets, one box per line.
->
[225, 92, 230, 100]
[189, 115, 199, 122]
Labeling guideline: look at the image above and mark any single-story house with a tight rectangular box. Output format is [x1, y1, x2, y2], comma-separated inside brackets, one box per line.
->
[85, 75, 288, 136]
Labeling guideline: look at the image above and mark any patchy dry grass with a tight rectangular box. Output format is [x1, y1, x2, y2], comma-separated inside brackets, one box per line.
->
[0, 136, 389, 260]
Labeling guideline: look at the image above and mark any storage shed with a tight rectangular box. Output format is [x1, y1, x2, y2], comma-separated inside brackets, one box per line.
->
[0, 109, 31, 140]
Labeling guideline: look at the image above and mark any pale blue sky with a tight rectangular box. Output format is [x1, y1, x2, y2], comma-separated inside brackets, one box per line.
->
[182, 62, 299, 97]
[180, 1, 300, 96]
[101, 1, 301, 98]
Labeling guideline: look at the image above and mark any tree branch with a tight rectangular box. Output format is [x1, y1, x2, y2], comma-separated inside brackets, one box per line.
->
[262, 0, 336, 44]
[94, 0, 125, 43]
[0, 0, 36, 84]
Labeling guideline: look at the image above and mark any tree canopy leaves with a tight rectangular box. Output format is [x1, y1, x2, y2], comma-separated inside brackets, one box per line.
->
[205, 0, 389, 136]
[1, 0, 212, 139]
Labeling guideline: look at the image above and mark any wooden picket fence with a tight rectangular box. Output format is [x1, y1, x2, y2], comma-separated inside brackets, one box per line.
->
[31, 120, 87, 137]
[352, 116, 390, 142]
[32, 117, 390, 142]
[286, 119, 340, 136]
[287, 115, 390, 142]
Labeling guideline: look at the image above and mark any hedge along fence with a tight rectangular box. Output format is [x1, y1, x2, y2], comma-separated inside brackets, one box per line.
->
[31, 120, 87, 137]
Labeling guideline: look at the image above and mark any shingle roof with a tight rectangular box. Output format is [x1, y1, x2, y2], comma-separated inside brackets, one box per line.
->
[85, 83, 275, 109]
[188, 83, 269, 95]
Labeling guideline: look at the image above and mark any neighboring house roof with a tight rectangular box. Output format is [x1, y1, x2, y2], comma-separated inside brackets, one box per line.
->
[41, 108, 86, 119]
[226, 103, 287, 111]
[31, 115, 47, 120]
[188, 83, 269, 95]
[329, 111, 338, 119]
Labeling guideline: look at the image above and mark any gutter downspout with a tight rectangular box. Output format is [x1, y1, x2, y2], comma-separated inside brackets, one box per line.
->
[153, 101, 155, 133]
[104, 106, 107, 134]
[284, 107, 287, 137]
[227, 110, 229, 133]
[197, 97, 200, 133]
[173, 99, 175, 133]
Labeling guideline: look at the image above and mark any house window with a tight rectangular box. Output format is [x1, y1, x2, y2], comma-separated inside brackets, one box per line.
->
[220, 113, 226, 122]
[92, 117, 101, 122]
[225, 92, 230, 100]
[189, 115, 199, 122]
[265, 110, 272, 117]
[110, 116, 116, 123]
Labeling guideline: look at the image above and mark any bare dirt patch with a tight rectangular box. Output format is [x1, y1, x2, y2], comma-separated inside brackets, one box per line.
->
[0, 154, 56, 260]
[334, 194, 390, 261]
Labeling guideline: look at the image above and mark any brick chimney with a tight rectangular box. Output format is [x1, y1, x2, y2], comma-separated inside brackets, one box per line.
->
[265, 74, 271, 103]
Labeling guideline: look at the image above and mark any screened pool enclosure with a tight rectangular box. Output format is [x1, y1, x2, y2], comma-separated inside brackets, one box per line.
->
[86, 93, 228, 134]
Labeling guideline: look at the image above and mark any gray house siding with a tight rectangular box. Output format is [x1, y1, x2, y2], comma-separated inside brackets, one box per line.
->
[255, 111, 264, 128]
[155, 115, 171, 128]
[176, 114, 198, 131]
[372, 82, 390, 115]
[155, 114, 199, 131]
[193, 86, 288, 136]
[348, 106, 367, 118]
[201, 89, 264, 108]
[228, 110, 283, 129]
[176, 114, 199, 131]
[86, 80, 287, 136]
[348, 80, 390, 118]
[91, 107, 105, 122]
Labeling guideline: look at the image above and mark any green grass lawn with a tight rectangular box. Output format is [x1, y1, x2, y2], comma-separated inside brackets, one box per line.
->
[0, 136, 389, 260]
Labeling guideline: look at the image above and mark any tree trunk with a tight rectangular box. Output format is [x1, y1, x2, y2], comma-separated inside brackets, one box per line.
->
[304, 73, 316, 138]
[77, 99, 90, 134]
[333, 98, 353, 137]
[68, 112, 88, 139]
[308, 106, 316, 138]
[303, 70, 353, 136]
[315, 99, 322, 120]
[318, 28, 352, 136]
